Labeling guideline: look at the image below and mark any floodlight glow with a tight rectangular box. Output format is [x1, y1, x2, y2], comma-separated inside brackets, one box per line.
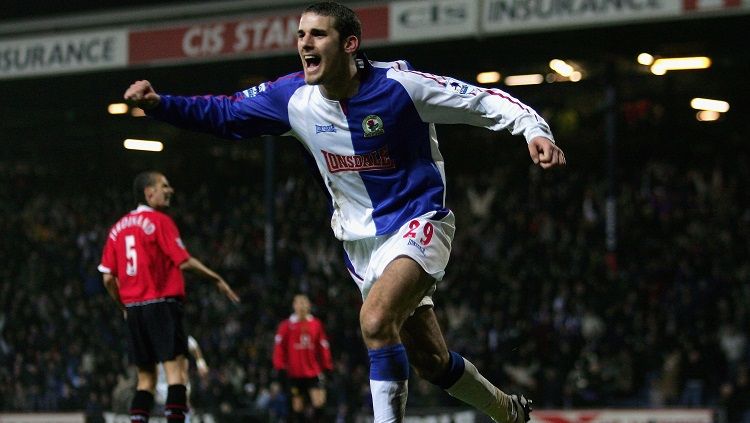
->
[651, 56, 711, 74]
[637, 53, 654, 66]
[504, 74, 544, 86]
[690, 98, 729, 113]
[651, 65, 667, 76]
[476, 71, 501, 84]
[124, 139, 164, 152]
[549, 59, 574, 77]
[696, 110, 720, 121]
[570, 71, 582, 82]
[108, 103, 128, 114]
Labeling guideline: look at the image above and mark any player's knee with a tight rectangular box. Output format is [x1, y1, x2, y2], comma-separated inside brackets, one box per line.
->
[359, 314, 385, 341]
[136, 366, 157, 391]
[359, 309, 396, 342]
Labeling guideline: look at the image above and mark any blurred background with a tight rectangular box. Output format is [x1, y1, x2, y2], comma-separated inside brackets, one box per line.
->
[1, 0, 748, 422]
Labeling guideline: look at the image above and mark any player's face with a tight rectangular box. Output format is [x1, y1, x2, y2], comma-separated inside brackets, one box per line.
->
[297, 13, 351, 87]
[146, 174, 174, 209]
[293, 295, 311, 316]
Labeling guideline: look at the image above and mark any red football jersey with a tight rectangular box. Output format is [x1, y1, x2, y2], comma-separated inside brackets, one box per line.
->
[273, 314, 334, 378]
[98, 205, 190, 304]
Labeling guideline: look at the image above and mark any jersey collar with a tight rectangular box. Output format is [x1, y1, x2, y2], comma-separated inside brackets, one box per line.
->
[356, 51, 373, 83]
[290, 313, 314, 323]
[134, 204, 154, 213]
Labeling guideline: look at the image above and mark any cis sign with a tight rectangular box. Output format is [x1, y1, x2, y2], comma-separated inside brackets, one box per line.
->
[129, 14, 300, 63]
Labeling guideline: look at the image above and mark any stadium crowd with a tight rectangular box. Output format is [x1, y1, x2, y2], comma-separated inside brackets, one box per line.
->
[1, 99, 749, 423]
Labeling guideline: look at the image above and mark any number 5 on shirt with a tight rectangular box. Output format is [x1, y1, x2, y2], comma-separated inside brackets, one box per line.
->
[125, 235, 138, 276]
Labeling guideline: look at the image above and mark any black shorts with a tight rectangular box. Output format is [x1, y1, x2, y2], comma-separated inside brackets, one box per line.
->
[288, 376, 325, 397]
[125, 298, 187, 367]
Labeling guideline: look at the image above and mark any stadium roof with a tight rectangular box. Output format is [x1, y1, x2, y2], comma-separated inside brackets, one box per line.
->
[1, 0, 311, 22]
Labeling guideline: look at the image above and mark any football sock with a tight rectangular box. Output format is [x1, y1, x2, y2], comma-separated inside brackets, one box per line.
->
[439, 352, 514, 423]
[369, 344, 409, 423]
[130, 390, 153, 423]
[165, 384, 188, 423]
[433, 350, 465, 389]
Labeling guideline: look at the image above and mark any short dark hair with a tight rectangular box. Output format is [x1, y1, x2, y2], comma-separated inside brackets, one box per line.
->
[133, 171, 159, 205]
[304, 2, 362, 46]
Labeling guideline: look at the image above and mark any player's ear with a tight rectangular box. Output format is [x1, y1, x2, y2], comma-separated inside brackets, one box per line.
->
[343, 35, 359, 55]
[144, 186, 154, 202]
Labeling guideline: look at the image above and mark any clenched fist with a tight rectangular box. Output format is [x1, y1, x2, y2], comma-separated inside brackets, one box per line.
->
[124, 80, 161, 110]
[528, 136, 566, 169]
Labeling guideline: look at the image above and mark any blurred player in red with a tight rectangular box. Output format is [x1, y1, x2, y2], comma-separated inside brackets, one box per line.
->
[98, 171, 239, 423]
[273, 294, 334, 422]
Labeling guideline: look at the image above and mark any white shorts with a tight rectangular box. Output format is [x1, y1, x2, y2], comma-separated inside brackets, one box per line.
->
[343, 210, 455, 309]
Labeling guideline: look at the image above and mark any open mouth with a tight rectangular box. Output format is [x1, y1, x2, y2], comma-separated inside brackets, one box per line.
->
[304, 55, 321, 71]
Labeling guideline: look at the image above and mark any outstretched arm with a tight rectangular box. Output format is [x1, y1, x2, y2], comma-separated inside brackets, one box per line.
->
[121, 78, 293, 140]
[388, 67, 567, 168]
[180, 257, 240, 303]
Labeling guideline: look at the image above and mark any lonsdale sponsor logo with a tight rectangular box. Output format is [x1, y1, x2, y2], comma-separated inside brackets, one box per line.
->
[321, 146, 395, 173]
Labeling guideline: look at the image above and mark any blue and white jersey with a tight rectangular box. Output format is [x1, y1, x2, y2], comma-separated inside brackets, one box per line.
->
[149, 56, 553, 241]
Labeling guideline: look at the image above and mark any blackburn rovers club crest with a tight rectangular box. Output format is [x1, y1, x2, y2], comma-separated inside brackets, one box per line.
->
[362, 115, 385, 137]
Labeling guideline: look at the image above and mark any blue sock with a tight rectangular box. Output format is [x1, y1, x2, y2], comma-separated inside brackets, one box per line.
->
[433, 350, 466, 389]
[368, 344, 410, 381]
[369, 344, 409, 422]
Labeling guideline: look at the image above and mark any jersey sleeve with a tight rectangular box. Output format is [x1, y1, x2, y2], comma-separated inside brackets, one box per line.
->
[147, 74, 303, 140]
[387, 65, 554, 144]
[316, 320, 334, 372]
[155, 215, 191, 266]
[98, 233, 118, 276]
[272, 321, 288, 370]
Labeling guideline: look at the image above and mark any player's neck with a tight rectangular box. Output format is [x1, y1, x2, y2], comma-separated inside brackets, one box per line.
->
[320, 61, 360, 100]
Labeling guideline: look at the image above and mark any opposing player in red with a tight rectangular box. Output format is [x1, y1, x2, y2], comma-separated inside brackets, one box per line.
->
[273, 294, 334, 422]
[98, 171, 239, 423]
